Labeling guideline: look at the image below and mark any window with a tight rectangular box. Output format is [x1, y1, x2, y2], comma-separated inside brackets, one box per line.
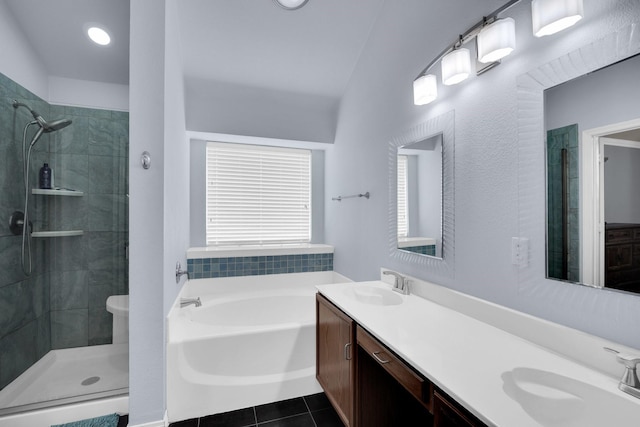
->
[206, 142, 311, 246]
[397, 155, 408, 237]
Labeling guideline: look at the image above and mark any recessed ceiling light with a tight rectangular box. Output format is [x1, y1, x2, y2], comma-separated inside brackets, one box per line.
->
[87, 26, 111, 46]
[273, 0, 309, 10]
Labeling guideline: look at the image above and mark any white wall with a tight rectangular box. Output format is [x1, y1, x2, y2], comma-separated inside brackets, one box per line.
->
[48, 76, 129, 111]
[0, 0, 48, 100]
[325, 0, 640, 349]
[128, 0, 167, 424]
[129, 0, 190, 424]
[416, 137, 442, 242]
[185, 78, 338, 143]
[545, 53, 640, 132]
[163, 0, 190, 316]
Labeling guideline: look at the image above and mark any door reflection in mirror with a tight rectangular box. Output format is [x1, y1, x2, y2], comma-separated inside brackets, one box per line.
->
[397, 133, 442, 258]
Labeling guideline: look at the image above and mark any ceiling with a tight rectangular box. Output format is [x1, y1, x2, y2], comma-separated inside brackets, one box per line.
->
[609, 128, 640, 142]
[4, 0, 512, 103]
[3, 0, 384, 98]
[4, 0, 130, 85]
[177, 0, 385, 98]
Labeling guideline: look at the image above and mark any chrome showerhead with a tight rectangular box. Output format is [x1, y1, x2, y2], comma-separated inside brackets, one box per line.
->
[12, 99, 72, 136]
[42, 118, 72, 133]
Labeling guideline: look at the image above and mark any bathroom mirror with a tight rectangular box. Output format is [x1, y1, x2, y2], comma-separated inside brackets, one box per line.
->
[389, 110, 454, 278]
[397, 134, 443, 257]
[544, 53, 640, 294]
[517, 23, 640, 295]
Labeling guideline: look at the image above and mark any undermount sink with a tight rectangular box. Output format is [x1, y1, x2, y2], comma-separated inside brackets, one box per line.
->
[502, 367, 640, 426]
[343, 284, 403, 306]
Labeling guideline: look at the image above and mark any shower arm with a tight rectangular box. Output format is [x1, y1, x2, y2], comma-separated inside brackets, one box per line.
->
[13, 100, 47, 128]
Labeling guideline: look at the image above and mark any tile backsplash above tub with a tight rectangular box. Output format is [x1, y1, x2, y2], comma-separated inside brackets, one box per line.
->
[187, 244, 334, 279]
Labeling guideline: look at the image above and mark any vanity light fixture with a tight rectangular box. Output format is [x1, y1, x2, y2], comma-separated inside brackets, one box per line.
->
[441, 47, 471, 86]
[532, 0, 584, 37]
[412, 0, 584, 106]
[477, 17, 516, 63]
[413, 74, 438, 105]
[273, 0, 309, 10]
[87, 26, 111, 46]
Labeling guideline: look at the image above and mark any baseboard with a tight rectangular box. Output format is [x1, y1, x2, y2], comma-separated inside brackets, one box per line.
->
[128, 419, 166, 427]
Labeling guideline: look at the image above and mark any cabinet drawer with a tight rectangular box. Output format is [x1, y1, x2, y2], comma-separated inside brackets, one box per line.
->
[356, 325, 432, 411]
[606, 228, 634, 243]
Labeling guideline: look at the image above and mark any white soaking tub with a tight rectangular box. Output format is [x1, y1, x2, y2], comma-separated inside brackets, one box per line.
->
[166, 271, 351, 423]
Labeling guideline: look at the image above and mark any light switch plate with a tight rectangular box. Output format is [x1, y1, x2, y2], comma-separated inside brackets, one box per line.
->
[511, 237, 529, 267]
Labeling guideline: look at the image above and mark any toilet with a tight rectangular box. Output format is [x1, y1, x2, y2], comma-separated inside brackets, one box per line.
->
[106, 295, 129, 344]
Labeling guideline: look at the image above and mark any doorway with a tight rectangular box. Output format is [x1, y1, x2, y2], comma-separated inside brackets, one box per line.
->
[581, 118, 640, 292]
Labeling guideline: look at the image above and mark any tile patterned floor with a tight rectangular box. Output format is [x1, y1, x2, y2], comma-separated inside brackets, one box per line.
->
[168, 393, 343, 427]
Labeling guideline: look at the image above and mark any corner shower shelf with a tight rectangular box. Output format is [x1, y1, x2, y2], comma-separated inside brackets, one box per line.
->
[31, 230, 84, 238]
[32, 188, 84, 197]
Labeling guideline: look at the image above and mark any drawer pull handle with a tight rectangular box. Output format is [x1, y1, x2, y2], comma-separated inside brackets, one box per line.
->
[344, 343, 352, 360]
[372, 351, 390, 364]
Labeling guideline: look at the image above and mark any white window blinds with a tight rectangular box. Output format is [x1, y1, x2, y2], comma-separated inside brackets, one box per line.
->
[206, 142, 311, 246]
[397, 155, 408, 238]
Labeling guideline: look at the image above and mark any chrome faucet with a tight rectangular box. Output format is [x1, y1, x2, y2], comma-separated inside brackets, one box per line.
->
[605, 347, 640, 399]
[383, 271, 410, 295]
[180, 297, 202, 308]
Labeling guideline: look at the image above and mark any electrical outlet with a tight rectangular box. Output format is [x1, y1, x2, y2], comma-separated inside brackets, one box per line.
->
[511, 237, 529, 267]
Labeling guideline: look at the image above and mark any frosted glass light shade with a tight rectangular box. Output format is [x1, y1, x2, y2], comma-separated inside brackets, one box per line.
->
[441, 48, 471, 86]
[532, 0, 583, 37]
[274, 0, 309, 10]
[477, 18, 516, 63]
[413, 74, 438, 105]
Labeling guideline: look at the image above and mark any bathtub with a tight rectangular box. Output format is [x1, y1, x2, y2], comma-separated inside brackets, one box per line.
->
[166, 271, 351, 423]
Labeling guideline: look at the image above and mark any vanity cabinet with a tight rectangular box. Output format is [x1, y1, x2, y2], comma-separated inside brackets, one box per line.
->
[605, 223, 640, 292]
[357, 326, 433, 426]
[316, 293, 486, 427]
[316, 293, 356, 427]
[433, 391, 484, 427]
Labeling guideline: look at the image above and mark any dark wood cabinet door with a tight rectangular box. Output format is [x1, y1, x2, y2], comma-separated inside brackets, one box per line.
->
[433, 391, 484, 427]
[317, 293, 355, 427]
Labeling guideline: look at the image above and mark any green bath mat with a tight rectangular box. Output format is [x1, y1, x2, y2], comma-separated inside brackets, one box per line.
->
[51, 413, 119, 427]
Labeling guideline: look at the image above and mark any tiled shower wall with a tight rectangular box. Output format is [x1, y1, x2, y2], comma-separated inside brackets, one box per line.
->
[0, 72, 128, 390]
[546, 124, 579, 282]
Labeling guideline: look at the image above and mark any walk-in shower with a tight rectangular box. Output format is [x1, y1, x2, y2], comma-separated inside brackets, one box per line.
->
[0, 81, 130, 420]
[10, 100, 72, 275]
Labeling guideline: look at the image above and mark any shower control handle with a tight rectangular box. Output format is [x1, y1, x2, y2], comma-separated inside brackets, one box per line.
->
[9, 211, 31, 235]
[176, 261, 190, 283]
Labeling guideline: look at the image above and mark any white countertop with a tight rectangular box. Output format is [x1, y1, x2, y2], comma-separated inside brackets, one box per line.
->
[316, 280, 640, 427]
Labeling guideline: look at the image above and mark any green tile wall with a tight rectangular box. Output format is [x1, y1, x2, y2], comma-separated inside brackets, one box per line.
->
[401, 245, 436, 256]
[188, 253, 334, 279]
[0, 72, 128, 390]
[546, 124, 580, 282]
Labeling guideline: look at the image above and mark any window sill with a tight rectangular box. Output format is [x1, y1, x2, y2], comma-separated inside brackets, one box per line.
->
[398, 237, 436, 248]
[187, 243, 334, 259]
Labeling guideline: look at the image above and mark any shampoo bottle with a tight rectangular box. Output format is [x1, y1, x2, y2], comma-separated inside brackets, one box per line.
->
[39, 163, 52, 189]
